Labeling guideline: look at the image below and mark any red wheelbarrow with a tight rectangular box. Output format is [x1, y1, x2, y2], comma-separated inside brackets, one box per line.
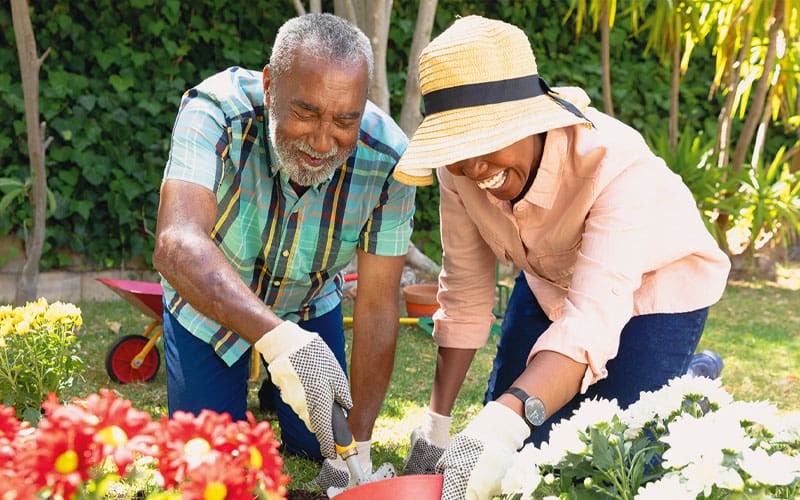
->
[96, 278, 164, 384]
[96, 278, 263, 385]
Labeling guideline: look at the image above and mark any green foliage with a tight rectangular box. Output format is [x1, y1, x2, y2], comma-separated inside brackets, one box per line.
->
[0, 1, 284, 269]
[736, 147, 800, 255]
[1, 1, 795, 268]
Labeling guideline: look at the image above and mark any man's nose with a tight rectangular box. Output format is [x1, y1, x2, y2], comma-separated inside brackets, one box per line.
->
[307, 121, 335, 154]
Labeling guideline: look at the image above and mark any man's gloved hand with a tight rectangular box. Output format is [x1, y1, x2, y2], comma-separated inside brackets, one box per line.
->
[255, 321, 352, 459]
[436, 402, 530, 500]
[311, 440, 372, 493]
[403, 408, 451, 475]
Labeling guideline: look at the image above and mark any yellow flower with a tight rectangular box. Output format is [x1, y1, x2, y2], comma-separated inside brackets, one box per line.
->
[98, 425, 129, 447]
[204, 481, 227, 500]
[250, 446, 263, 469]
[14, 319, 30, 336]
[45, 301, 83, 326]
[55, 449, 79, 474]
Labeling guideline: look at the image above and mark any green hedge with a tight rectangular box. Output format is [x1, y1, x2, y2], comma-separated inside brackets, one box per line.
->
[0, 1, 746, 269]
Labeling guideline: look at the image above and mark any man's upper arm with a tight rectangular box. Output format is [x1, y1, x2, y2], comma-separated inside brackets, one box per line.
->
[156, 179, 217, 239]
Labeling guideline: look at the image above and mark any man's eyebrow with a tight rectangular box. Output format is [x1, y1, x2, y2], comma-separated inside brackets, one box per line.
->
[291, 99, 362, 120]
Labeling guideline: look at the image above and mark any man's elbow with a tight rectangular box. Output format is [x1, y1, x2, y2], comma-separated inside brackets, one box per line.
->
[152, 230, 180, 278]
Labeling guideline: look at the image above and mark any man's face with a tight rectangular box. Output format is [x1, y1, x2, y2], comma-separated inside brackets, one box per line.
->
[265, 51, 369, 186]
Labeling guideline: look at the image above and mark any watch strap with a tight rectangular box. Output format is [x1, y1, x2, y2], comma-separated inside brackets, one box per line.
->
[503, 386, 529, 404]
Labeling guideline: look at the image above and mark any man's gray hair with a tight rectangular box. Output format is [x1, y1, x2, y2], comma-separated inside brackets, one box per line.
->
[270, 13, 374, 83]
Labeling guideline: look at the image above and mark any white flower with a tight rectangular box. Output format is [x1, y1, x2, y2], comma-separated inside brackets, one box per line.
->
[679, 459, 744, 496]
[772, 411, 800, 442]
[621, 389, 664, 429]
[662, 412, 751, 469]
[500, 444, 542, 499]
[541, 417, 586, 460]
[635, 473, 696, 499]
[739, 447, 800, 486]
[568, 397, 621, 430]
[498, 375, 799, 500]
[623, 375, 732, 431]
[720, 400, 782, 431]
[666, 374, 733, 407]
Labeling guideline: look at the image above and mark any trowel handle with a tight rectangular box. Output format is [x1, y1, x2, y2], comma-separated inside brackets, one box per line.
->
[332, 402, 357, 459]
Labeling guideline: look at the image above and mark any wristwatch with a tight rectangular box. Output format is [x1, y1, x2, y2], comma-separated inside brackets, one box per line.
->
[504, 387, 547, 428]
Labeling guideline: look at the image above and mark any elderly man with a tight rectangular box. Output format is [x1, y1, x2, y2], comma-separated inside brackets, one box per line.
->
[153, 13, 415, 490]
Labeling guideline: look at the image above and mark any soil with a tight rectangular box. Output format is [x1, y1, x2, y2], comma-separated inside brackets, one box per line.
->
[286, 491, 328, 500]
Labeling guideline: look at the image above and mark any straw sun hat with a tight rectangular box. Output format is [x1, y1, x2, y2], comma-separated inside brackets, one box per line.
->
[394, 15, 594, 186]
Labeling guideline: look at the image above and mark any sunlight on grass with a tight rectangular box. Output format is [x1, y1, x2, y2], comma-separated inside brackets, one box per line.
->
[777, 262, 800, 290]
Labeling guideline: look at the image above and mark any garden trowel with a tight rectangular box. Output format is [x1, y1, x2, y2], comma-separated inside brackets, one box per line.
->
[327, 403, 397, 497]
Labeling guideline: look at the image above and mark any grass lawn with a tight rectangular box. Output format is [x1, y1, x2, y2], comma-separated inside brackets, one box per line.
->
[66, 263, 800, 494]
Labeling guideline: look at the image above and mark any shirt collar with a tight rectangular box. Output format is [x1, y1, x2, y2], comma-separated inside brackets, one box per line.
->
[521, 127, 569, 209]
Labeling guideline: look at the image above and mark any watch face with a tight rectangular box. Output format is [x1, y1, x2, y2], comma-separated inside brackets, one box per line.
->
[524, 397, 547, 427]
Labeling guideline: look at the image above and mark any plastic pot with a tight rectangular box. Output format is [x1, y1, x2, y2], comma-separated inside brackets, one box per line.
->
[334, 474, 443, 499]
[402, 283, 439, 318]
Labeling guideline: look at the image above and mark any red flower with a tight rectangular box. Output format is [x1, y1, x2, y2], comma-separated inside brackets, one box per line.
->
[15, 394, 96, 497]
[71, 389, 157, 474]
[178, 455, 251, 499]
[0, 405, 28, 470]
[237, 413, 288, 495]
[152, 410, 287, 496]
[16, 391, 158, 497]
[0, 472, 39, 499]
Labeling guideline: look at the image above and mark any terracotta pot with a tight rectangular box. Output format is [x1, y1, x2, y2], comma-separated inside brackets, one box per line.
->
[402, 283, 439, 317]
[334, 474, 443, 499]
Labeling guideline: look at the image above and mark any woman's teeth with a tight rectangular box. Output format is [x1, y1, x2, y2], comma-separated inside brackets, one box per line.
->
[477, 170, 507, 190]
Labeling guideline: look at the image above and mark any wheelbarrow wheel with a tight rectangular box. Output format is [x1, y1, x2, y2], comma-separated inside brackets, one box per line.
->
[105, 334, 160, 384]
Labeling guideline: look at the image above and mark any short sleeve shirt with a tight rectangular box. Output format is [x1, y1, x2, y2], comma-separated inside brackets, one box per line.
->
[161, 67, 415, 365]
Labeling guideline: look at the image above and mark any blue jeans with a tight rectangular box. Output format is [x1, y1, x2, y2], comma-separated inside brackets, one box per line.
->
[163, 304, 346, 461]
[484, 272, 708, 446]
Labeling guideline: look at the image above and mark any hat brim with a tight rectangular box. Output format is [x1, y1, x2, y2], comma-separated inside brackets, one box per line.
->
[394, 87, 591, 186]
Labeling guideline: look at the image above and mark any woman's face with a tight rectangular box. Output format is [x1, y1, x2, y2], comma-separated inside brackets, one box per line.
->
[444, 134, 544, 201]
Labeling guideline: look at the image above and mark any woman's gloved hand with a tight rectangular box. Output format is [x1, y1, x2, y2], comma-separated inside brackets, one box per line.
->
[437, 402, 529, 500]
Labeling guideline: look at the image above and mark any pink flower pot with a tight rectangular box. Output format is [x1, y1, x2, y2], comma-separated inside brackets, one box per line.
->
[334, 474, 443, 499]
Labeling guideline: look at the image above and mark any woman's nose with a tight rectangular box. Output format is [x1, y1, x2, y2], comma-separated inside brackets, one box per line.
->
[459, 157, 489, 178]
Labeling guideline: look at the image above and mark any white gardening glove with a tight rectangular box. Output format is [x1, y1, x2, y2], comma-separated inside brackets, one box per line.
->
[255, 321, 353, 459]
[311, 440, 372, 494]
[436, 402, 530, 500]
[403, 408, 451, 475]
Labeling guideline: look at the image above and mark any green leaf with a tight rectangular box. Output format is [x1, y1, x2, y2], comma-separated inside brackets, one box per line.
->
[109, 75, 135, 93]
[77, 95, 97, 111]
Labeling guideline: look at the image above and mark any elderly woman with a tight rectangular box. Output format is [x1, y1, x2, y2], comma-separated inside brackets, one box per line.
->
[393, 15, 730, 500]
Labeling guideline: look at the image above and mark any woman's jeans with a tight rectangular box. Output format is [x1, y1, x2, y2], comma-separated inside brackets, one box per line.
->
[485, 272, 709, 446]
[163, 304, 345, 461]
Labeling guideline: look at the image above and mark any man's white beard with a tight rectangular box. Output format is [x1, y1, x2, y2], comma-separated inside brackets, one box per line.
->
[268, 108, 353, 187]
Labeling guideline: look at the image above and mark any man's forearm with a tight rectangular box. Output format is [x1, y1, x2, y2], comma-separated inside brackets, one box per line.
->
[430, 346, 477, 416]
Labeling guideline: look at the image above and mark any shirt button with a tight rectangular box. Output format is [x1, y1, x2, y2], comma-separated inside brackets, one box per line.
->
[282, 250, 289, 257]
[273, 280, 280, 286]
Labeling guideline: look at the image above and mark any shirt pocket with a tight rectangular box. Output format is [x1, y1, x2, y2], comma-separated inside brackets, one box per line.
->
[531, 238, 581, 286]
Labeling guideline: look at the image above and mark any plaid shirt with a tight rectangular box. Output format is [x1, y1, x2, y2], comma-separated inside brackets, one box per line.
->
[161, 67, 415, 365]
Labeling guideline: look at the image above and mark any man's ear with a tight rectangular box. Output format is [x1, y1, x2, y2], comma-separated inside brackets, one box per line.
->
[262, 65, 271, 108]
